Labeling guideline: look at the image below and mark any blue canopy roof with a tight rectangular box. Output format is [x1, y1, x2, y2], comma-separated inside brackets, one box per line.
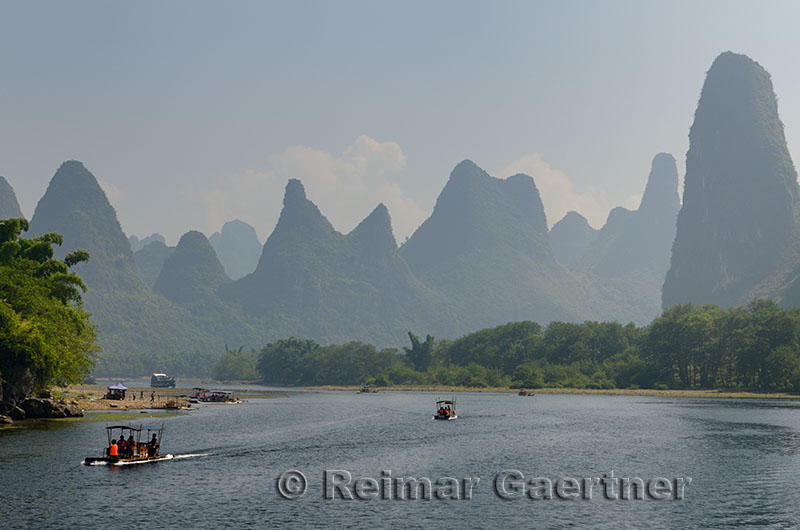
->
[108, 382, 128, 390]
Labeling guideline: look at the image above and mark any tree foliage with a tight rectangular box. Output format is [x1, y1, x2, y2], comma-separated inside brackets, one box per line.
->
[253, 301, 800, 392]
[0, 219, 99, 393]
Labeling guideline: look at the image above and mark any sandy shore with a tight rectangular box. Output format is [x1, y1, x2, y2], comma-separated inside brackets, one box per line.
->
[313, 384, 800, 399]
[54, 384, 286, 411]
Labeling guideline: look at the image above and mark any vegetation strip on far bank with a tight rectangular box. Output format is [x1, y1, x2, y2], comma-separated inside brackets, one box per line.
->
[313, 385, 800, 399]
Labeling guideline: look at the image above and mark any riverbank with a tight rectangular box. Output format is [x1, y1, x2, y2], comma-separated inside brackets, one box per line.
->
[53, 384, 288, 411]
[313, 384, 800, 399]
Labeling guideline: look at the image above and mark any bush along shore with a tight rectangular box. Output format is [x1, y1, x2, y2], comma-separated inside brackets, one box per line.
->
[233, 302, 800, 394]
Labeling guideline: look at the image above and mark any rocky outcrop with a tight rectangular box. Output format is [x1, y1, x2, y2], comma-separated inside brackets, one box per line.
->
[0, 383, 83, 424]
[0, 366, 36, 412]
[18, 397, 83, 419]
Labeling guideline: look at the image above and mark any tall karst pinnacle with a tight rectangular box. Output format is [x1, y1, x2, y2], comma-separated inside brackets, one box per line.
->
[663, 52, 800, 308]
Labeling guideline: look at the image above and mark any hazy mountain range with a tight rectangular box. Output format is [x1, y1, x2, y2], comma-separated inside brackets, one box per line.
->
[1, 51, 797, 370]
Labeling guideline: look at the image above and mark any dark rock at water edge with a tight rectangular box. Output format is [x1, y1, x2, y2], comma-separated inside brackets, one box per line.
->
[18, 397, 83, 419]
[0, 366, 36, 413]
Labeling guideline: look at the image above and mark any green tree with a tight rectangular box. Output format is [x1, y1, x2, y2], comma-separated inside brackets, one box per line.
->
[0, 218, 98, 396]
[404, 332, 435, 372]
[213, 345, 259, 381]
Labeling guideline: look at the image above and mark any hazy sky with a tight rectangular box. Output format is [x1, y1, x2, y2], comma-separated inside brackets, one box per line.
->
[2, 0, 799, 244]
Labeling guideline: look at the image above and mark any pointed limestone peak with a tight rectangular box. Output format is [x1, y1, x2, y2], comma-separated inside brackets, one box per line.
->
[449, 159, 485, 181]
[30, 160, 132, 265]
[348, 203, 398, 254]
[663, 51, 799, 308]
[208, 219, 262, 280]
[284, 178, 308, 207]
[638, 153, 679, 215]
[253, 179, 340, 273]
[549, 210, 599, 268]
[154, 230, 229, 303]
[0, 176, 24, 219]
[603, 206, 635, 230]
[219, 219, 259, 240]
[551, 211, 596, 236]
[277, 179, 331, 230]
[401, 159, 555, 273]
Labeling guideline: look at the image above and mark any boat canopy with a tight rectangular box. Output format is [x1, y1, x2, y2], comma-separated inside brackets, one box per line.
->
[210, 390, 232, 394]
[108, 382, 128, 391]
[106, 425, 141, 431]
[435, 400, 456, 405]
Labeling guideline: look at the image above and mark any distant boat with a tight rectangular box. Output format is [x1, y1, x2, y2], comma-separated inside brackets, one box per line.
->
[357, 384, 379, 394]
[83, 423, 172, 466]
[195, 389, 241, 403]
[433, 398, 457, 420]
[151, 373, 176, 388]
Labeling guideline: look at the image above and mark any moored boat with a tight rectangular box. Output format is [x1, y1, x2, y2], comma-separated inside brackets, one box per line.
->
[197, 390, 241, 403]
[151, 373, 176, 388]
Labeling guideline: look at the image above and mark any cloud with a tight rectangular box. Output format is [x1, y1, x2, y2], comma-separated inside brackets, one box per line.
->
[497, 153, 612, 229]
[184, 136, 425, 242]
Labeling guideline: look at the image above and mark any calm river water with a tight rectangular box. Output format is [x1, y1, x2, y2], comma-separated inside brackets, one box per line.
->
[2, 390, 800, 529]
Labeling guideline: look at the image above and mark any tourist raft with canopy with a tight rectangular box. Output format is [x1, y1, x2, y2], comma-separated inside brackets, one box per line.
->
[83, 423, 173, 465]
[434, 398, 457, 420]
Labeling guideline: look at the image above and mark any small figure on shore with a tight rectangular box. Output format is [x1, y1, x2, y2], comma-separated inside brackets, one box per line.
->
[140, 391, 144, 400]
[150, 391, 155, 402]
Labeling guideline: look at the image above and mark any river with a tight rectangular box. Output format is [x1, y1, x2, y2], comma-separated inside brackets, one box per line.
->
[2, 390, 800, 529]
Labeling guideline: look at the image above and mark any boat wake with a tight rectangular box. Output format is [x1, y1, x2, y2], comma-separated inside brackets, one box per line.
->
[173, 452, 213, 460]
